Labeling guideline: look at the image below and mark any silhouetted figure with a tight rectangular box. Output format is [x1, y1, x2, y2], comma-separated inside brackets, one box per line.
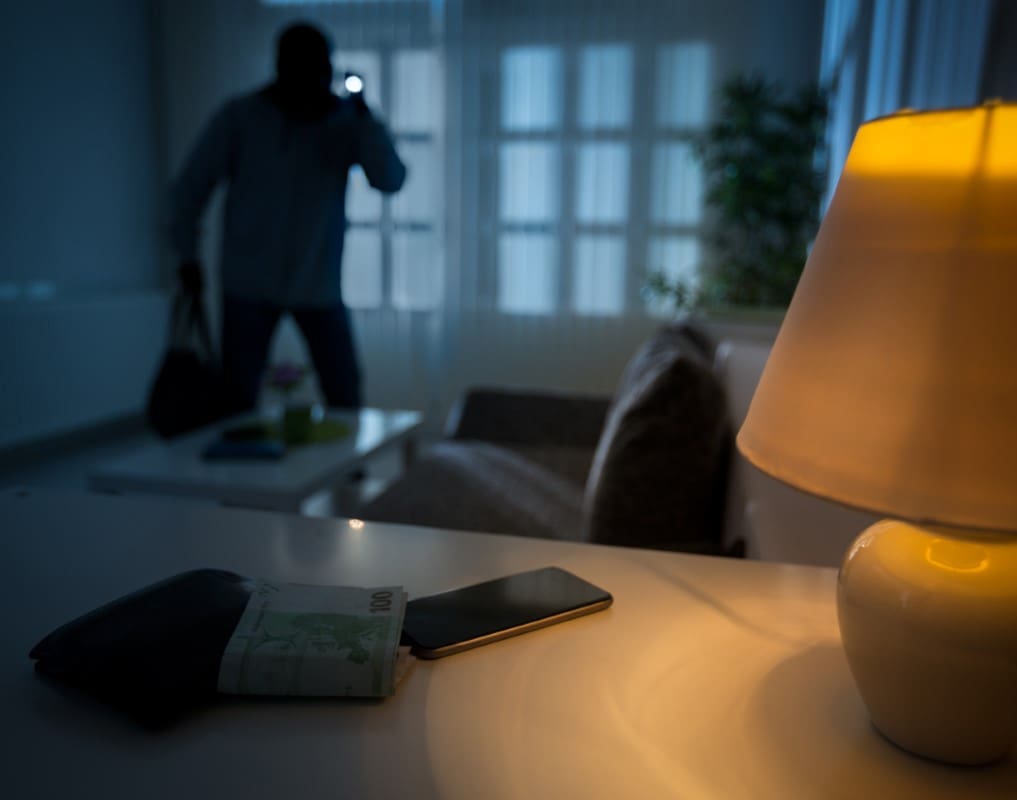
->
[169, 23, 406, 412]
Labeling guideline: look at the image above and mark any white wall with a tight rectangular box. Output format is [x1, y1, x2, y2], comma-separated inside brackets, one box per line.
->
[0, 293, 169, 450]
[0, 1, 168, 449]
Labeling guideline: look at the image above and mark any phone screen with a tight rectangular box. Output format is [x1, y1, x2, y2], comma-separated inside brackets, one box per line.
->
[401, 566, 612, 658]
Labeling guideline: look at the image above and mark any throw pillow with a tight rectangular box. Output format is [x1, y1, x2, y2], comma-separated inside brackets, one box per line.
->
[583, 324, 730, 553]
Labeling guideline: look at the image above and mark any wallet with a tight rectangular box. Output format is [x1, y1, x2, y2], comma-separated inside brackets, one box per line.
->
[30, 569, 254, 727]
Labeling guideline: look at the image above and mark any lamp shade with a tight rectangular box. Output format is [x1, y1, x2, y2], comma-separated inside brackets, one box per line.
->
[737, 104, 1017, 532]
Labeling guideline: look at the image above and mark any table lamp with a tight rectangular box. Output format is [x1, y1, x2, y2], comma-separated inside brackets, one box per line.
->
[737, 102, 1017, 765]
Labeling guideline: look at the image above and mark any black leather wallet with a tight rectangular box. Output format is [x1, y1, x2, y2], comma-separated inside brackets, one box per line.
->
[30, 569, 253, 727]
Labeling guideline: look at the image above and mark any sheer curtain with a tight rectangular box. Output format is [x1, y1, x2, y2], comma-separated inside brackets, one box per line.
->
[438, 0, 817, 420]
[280, 0, 995, 426]
[820, 0, 994, 193]
[454, 0, 712, 320]
[171, 0, 827, 426]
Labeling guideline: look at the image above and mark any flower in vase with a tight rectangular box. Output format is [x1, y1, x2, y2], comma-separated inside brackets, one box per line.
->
[266, 362, 307, 396]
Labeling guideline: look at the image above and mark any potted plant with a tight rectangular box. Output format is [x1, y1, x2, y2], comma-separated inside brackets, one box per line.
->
[647, 74, 828, 313]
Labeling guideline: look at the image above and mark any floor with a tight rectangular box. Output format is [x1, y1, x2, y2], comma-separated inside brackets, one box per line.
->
[0, 421, 415, 519]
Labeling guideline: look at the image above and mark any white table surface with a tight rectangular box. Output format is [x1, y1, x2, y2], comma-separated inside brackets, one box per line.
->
[88, 408, 422, 511]
[2, 488, 1013, 799]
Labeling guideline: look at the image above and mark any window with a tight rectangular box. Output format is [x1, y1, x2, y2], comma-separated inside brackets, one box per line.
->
[574, 234, 625, 315]
[495, 47, 563, 315]
[571, 45, 633, 316]
[645, 42, 710, 316]
[502, 48, 563, 131]
[495, 44, 636, 316]
[336, 47, 443, 311]
[498, 233, 558, 314]
[487, 39, 712, 317]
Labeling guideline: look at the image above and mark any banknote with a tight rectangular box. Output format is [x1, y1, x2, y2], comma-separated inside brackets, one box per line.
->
[218, 579, 409, 697]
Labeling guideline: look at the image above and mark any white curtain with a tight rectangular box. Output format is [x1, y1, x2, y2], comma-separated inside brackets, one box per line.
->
[820, 0, 994, 190]
[164, 0, 828, 426]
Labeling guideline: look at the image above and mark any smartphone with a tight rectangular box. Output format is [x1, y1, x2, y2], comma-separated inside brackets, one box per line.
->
[401, 566, 612, 659]
[202, 438, 285, 461]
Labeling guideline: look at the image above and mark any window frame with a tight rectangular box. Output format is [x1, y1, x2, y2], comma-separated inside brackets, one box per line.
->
[480, 38, 710, 318]
[337, 45, 444, 312]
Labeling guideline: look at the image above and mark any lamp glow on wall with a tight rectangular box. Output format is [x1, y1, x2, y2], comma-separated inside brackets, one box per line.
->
[738, 103, 1017, 765]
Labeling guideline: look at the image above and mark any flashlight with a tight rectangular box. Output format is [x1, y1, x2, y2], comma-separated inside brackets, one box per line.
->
[344, 72, 364, 94]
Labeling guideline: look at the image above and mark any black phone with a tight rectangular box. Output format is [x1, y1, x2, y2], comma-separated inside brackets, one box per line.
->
[202, 438, 285, 461]
[401, 566, 612, 659]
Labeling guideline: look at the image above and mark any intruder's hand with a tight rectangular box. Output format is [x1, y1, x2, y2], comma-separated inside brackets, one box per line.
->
[352, 91, 370, 118]
[178, 261, 203, 295]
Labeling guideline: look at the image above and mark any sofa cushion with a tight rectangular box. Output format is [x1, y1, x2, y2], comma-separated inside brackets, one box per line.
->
[358, 441, 585, 541]
[500, 444, 595, 490]
[583, 324, 730, 553]
[448, 389, 609, 448]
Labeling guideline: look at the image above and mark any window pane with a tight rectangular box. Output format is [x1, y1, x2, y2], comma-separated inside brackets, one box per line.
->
[392, 49, 441, 133]
[342, 229, 382, 308]
[346, 165, 383, 222]
[502, 47, 562, 131]
[499, 143, 560, 223]
[391, 141, 438, 223]
[579, 45, 633, 130]
[392, 231, 441, 310]
[576, 143, 630, 224]
[498, 233, 558, 314]
[651, 143, 703, 224]
[656, 43, 712, 128]
[573, 235, 625, 315]
[332, 50, 382, 108]
[645, 235, 700, 315]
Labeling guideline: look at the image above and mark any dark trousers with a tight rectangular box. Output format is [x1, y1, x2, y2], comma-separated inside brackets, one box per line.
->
[221, 294, 362, 413]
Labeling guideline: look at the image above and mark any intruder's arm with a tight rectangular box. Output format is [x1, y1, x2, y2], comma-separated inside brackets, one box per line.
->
[168, 103, 234, 283]
[352, 104, 407, 194]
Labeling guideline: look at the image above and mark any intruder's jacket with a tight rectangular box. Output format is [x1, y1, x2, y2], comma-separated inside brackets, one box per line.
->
[169, 88, 406, 308]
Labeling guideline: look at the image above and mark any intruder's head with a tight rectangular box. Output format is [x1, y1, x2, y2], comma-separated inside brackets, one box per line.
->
[275, 23, 333, 95]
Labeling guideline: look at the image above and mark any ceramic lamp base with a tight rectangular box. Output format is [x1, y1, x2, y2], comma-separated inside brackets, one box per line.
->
[837, 520, 1017, 764]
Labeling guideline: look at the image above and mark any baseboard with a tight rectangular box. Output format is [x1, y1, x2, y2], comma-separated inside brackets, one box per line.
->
[0, 414, 150, 473]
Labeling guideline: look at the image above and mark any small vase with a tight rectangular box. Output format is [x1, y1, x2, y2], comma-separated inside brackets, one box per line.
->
[282, 404, 314, 444]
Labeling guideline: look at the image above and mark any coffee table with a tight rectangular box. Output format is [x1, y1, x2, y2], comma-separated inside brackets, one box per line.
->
[3, 488, 1013, 799]
[88, 407, 422, 512]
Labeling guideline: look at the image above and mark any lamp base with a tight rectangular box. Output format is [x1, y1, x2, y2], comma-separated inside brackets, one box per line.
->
[837, 520, 1017, 765]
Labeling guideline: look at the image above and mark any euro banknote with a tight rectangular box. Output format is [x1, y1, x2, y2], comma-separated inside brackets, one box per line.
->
[218, 579, 409, 697]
